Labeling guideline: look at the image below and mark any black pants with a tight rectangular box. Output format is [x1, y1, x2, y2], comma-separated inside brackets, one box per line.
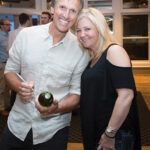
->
[0, 125, 69, 150]
[10, 90, 16, 108]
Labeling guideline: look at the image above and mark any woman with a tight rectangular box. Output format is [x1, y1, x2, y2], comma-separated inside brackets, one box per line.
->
[75, 8, 141, 150]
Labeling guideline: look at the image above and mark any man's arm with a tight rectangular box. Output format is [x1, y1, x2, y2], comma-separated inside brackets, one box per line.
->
[35, 94, 79, 115]
[5, 72, 21, 92]
[56, 94, 80, 113]
[5, 72, 34, 100]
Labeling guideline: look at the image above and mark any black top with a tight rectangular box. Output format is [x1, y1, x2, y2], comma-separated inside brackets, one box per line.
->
[80, 44, 141, 150]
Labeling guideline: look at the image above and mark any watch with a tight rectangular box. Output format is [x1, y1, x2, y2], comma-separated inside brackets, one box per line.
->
[106, 126, 117, 134]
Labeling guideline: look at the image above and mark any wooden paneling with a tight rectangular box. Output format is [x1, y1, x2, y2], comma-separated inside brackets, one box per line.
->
[67, 143, 150, 150]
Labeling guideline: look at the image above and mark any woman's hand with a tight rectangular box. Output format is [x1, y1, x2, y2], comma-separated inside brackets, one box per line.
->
[97, 133, 115, 150]
[35, 95, 58, 115]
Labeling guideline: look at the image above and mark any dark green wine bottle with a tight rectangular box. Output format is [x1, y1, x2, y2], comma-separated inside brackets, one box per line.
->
[38, 91, 53, 107]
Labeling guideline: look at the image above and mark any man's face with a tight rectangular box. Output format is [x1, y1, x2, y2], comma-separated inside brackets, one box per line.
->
[51, 0, 81, 34]
[41, 14, 51, 24]
[1, 20, 11, 33]
[26, 20, 31, 27]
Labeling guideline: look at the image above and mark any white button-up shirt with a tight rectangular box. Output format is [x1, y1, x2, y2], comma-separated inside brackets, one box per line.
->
[4, 23, 89, 144]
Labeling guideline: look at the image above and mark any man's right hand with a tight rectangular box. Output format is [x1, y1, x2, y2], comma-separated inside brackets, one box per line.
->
[18, 81, 34, 103]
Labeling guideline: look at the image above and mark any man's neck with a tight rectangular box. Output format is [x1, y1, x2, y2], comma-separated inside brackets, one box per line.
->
[49, 22, 67, 45]
[21, 25, 26, 27]
[1, 29, 8, 34]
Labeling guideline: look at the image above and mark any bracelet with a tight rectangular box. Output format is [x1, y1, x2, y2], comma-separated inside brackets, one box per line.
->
[104, 131, 115, 139]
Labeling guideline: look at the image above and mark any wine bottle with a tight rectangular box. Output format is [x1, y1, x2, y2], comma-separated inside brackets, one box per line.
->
[38, 91, 53, 107]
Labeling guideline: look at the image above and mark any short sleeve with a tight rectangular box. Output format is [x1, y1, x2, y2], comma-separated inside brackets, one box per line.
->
[106, 60, 135, 90]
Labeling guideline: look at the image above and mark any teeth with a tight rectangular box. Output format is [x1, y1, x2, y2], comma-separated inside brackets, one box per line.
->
[59, 19, 68, 25]
[81, 38, 89, 43]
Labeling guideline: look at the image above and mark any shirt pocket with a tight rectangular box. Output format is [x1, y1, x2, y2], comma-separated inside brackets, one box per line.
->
[44, 63, 73, 88]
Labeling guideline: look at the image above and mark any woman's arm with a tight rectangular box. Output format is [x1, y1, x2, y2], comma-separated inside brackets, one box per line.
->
[98, 45, 134, 150]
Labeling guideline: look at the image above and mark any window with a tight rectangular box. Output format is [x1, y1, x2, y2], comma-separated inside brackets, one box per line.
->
[0, 0, 35, 8]
[123, 39, 148, 60]
[105, 16, 113, 32]
[123, 0, 148, 9]
[123, 15, 148, 60]
[123, 15, 148, 37]
[88, 0, 112, 10]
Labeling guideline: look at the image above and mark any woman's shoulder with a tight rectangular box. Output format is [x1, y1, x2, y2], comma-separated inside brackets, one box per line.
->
[106, 44, 131, 67]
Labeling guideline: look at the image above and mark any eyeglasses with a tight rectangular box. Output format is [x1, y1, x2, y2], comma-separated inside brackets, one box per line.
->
[3, 24, 11, 26]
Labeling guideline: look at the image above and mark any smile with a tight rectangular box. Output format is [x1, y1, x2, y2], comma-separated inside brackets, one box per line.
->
[59, 19, 69, 25]
[81, 38, 89, 43]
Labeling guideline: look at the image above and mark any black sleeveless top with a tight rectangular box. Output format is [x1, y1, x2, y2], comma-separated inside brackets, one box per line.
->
[80, 44, 141, 150]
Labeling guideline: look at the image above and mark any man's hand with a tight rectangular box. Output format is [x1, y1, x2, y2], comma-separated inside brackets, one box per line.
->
[35, 95, 58, 116]
[18, 81, 34, 103]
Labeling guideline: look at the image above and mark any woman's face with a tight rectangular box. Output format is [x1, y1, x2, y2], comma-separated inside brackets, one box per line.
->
[76, 17, 99, 52]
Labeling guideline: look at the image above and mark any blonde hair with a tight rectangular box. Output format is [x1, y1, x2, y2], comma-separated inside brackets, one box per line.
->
[75, 8, 116, 59]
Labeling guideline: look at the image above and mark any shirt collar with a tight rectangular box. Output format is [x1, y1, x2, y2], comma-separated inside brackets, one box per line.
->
[61, 31, 70, 46]
[42, 23, 71, 47]
[52, 31, 71, 48]
[40, 23, 51, 39]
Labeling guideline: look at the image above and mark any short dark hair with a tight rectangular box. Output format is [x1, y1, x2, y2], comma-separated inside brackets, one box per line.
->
[42, 11, 52, 20]
[51, 0, 84, 10]
[19, 13, 30, 25]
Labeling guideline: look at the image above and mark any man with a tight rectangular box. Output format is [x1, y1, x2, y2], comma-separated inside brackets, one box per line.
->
[1, 0, 88, 150]
[7, 13, 30, 52]
[41, 11, 52, 24]
[0, 19, 11, 115]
